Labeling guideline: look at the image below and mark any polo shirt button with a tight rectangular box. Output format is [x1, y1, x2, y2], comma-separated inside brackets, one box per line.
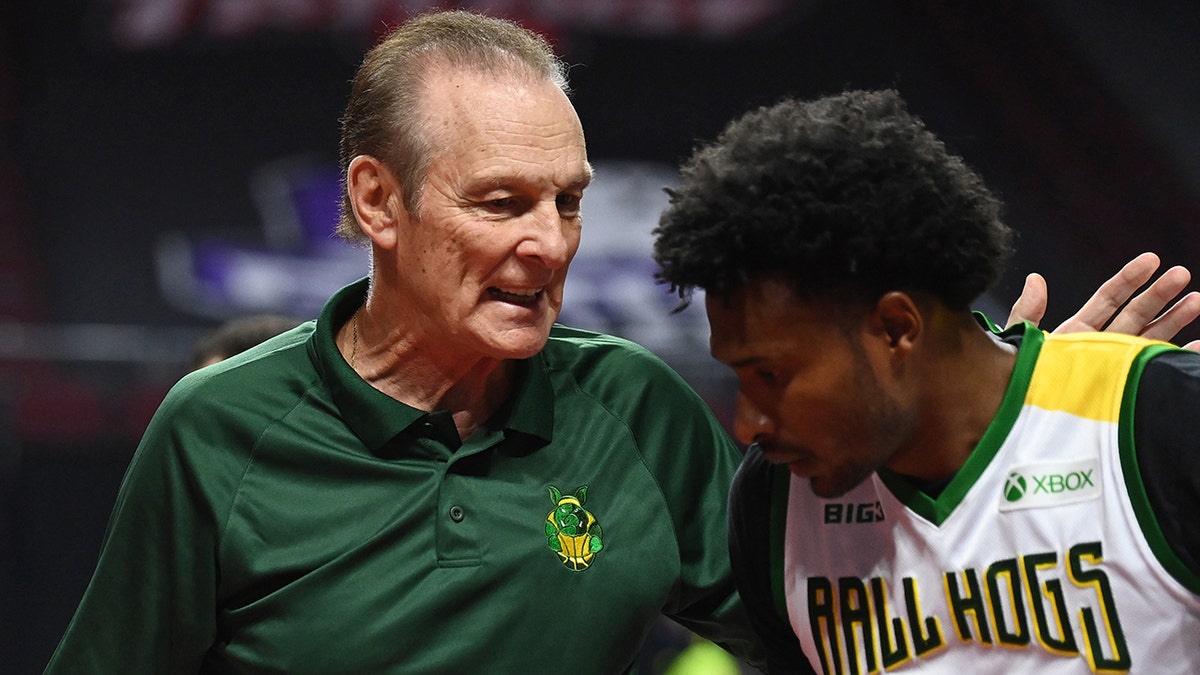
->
[449, 505, 465, 522]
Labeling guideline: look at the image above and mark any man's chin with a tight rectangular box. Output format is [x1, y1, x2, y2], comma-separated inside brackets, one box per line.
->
[804, 470, 871, 499]
[480, 322, 555, 360]
[493, 337, 550, 361]
[807, 479, 854, 500]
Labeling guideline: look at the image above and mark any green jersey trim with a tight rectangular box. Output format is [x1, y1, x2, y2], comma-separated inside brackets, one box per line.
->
[1118, 344, 1200, 595]
[878, 322, 1044, 525]
[972, 310, 1004, 335]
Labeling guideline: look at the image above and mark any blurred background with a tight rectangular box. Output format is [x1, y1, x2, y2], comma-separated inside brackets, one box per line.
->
[2, 0, 1199, 672]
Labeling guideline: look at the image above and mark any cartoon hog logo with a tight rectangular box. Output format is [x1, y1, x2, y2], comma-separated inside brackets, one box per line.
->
[545, 485, 604, 571]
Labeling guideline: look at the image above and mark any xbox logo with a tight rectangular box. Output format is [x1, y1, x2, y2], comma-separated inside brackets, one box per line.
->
[1004, 472, 1027, 502]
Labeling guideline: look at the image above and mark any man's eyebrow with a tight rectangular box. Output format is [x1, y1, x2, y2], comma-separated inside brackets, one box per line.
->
[474, 167, 592, 194]
[567, 164, 594, 190]
[722, 355, 764, 369]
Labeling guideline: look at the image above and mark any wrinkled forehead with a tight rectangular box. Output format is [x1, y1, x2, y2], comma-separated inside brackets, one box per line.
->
[418, 67, 589, 185]
[420, 58, 570, 118]
[429, 67, 580, 138]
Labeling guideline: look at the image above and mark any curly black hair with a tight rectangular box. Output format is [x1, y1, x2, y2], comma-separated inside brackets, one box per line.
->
[653, 89, 1013, 310]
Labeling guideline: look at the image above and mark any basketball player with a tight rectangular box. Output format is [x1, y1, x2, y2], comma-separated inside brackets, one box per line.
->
[653, 88, 1200, 673]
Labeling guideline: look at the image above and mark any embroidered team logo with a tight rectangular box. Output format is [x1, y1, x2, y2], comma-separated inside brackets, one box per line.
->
[999, 459, 1101, 511]
[545, 485, 604, 571]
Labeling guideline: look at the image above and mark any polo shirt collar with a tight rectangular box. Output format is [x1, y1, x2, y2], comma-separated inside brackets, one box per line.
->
[308, 277, 555, 452]
[503, 345, 555, 441]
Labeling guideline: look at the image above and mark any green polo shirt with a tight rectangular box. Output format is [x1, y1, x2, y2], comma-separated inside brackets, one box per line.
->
[45, 278, 764, 674]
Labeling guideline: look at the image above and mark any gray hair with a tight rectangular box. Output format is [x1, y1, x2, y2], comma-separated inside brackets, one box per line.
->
[336, 10, 570, 243]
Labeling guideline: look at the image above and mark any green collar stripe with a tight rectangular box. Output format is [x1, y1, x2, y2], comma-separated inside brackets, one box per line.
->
[879, 322, 1044, 524]
[1118, 344, 1200, 594]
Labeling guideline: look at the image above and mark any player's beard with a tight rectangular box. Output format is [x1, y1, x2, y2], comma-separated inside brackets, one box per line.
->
[808, 342, 913, 499]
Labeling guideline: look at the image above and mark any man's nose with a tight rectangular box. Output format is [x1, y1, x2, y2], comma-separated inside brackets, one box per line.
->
[517, 202, 573, 268]
[732, 392, 776, 446]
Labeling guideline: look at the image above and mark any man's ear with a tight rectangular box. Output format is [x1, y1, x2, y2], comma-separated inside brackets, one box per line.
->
[346, 155, 407, 249]
[870, 291, 922, 358]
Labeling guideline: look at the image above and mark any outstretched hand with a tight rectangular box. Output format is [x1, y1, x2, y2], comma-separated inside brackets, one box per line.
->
[1006, 252, 1200, 351]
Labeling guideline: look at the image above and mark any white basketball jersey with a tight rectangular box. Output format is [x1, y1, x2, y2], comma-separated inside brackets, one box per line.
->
[782, 330, 1200, 674]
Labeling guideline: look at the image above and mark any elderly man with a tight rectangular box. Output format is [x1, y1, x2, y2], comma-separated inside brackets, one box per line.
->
[48, 12, 1197, 674]
[45, 11, 763, 673]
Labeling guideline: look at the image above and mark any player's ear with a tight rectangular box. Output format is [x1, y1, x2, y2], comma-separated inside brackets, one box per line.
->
[869, 291, 922, 358]
[346, 154, 407, 249]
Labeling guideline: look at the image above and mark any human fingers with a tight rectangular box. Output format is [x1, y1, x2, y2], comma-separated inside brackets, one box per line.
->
[1053, 252, 1160, 334]
[1135, 289, 1200, 343]
[1005, 273, 1048, 329]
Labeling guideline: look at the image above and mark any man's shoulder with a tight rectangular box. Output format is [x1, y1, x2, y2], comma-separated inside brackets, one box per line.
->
[541, 324, 714, 416]
[165, 325, 319, 423]
[544, 324, 672, 373]
[123, 323, 340, 497]
[546, 323, 645, 347]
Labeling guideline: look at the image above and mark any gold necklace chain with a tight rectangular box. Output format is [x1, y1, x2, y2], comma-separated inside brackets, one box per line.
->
[351, 309, 360, 369]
